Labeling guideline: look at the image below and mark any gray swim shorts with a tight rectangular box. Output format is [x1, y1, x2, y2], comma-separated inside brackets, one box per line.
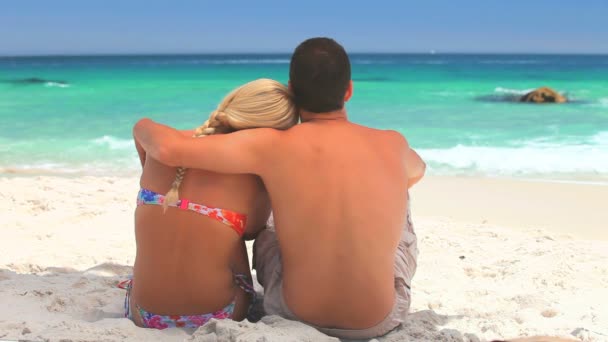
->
[253, 206, 418, 340]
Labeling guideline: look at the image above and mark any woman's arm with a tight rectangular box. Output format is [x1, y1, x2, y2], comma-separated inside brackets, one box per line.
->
[230, 239, 254, 321]
[133, 118, 279, 174]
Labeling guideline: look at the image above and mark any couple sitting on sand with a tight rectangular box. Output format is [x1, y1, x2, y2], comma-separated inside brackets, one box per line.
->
[129, 37, 425, 339]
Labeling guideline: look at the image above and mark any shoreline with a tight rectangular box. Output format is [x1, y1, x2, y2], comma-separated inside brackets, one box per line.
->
[1, 173, 606, 240]
[3, 168, 608, 183]
[411, 175, 608, 241]
[2, 173, 606, 239]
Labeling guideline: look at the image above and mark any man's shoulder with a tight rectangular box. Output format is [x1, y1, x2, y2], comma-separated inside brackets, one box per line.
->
[368, 128, 409, 148]
[381, 129, 406, 140]
[230, 127, 284, 140]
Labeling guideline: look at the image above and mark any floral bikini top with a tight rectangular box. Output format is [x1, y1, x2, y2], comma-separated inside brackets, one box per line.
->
[137, 188, 247, 237]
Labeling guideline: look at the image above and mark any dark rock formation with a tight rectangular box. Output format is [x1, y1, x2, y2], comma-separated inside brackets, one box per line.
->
[520, 87, 567, 103]
[4, 78, 68, 85]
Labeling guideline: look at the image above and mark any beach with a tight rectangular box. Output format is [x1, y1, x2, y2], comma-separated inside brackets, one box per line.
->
[2, 1, 608, 339]
[1, 175, 606, 342]
[1, 53, 607, 341]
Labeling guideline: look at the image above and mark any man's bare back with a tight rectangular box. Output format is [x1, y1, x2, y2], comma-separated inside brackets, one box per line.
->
[262, 117, 413, 327]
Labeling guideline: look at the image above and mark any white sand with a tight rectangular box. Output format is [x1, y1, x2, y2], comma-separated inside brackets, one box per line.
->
[0, 175, 607, 341]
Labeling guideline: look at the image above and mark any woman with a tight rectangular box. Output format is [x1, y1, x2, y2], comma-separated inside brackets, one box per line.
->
[126, 79, 298, 329]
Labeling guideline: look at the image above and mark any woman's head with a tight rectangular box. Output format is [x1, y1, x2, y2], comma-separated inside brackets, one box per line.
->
[194, 78, 298, 137]
[164, 78, 298, 210]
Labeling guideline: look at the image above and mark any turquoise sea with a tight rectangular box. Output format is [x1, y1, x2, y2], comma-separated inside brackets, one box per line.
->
[1, 54, 607, 182]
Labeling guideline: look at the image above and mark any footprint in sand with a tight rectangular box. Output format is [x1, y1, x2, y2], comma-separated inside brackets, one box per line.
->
[0, 270, 11, 281]
[71, 277, 90, 289]
[46, 296, 68, 312]
[541, 308, 558, 318]
[32, 290, 53, 297]
[463, 266, 479, 277]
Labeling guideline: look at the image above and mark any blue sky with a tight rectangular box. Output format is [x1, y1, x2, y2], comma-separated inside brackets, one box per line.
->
[1, 0, 607, 55]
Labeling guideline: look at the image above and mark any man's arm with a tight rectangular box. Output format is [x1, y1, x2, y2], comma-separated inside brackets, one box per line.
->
[132, 118, 278, 174]
[387, 130, 426, 188]
[134, 128, 194, 168]
[134, 135, 146, 168]
[405, 147, 426, 188]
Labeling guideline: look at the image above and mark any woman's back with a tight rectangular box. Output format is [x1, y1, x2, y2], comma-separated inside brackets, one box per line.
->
[131, 156, 268, 318]
[127, 78, 297, 328]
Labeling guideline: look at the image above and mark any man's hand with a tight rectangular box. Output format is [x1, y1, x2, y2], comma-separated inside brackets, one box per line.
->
[133, 118, 183, 166]
[134, 135, 147, 168]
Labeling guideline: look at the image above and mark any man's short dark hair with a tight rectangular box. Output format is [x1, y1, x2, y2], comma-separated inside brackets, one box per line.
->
[289, 37, 351, 113]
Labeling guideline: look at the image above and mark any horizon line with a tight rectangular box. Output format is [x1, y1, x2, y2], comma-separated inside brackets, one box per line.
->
[1, 51, 608, 58]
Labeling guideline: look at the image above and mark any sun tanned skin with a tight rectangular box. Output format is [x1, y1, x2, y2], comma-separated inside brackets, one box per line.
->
[130, 130, 270, 326]
[133, 82, 426, 329]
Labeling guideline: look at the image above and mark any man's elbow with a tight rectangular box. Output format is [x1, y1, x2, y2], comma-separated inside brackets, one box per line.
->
[408, 161, 426, 188]
[417, 160, 427, 180]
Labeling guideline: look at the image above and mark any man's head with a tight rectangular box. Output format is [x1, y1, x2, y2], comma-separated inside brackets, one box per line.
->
[289, 37, 352, 113]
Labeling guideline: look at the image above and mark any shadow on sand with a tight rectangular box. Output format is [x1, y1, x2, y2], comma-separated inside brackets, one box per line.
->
[2, 265, 484, 341]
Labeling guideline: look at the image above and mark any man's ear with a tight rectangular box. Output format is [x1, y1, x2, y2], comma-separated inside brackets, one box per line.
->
[344, 80, 353, 102]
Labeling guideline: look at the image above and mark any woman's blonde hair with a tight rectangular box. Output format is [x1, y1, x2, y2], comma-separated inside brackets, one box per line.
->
[163, 78, 298, 211]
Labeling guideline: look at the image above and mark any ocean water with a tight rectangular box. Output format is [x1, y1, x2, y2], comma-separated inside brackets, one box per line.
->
[1, 54, 607, 182]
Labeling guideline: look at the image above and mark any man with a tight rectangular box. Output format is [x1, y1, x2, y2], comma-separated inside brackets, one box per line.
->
[133, 37, 425, 339]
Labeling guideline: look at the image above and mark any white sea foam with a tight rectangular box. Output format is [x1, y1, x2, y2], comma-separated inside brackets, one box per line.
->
[44, 82, 70, 88]
[419, 133, 608, 176]
[579, 97, 608, 108]
[91, 135, 133, 150]
[1, 160, 140, 177]
[590, 131, 608, 145]
[5, 132, 608, 179]
[493, 87, 536, 95]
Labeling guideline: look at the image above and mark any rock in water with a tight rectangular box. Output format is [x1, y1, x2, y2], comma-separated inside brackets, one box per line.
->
[4, 78, 68, 85]
[520, 87, 567, 103]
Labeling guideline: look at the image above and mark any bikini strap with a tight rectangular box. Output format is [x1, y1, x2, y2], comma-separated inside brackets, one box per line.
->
[137, 188, 247, 236]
